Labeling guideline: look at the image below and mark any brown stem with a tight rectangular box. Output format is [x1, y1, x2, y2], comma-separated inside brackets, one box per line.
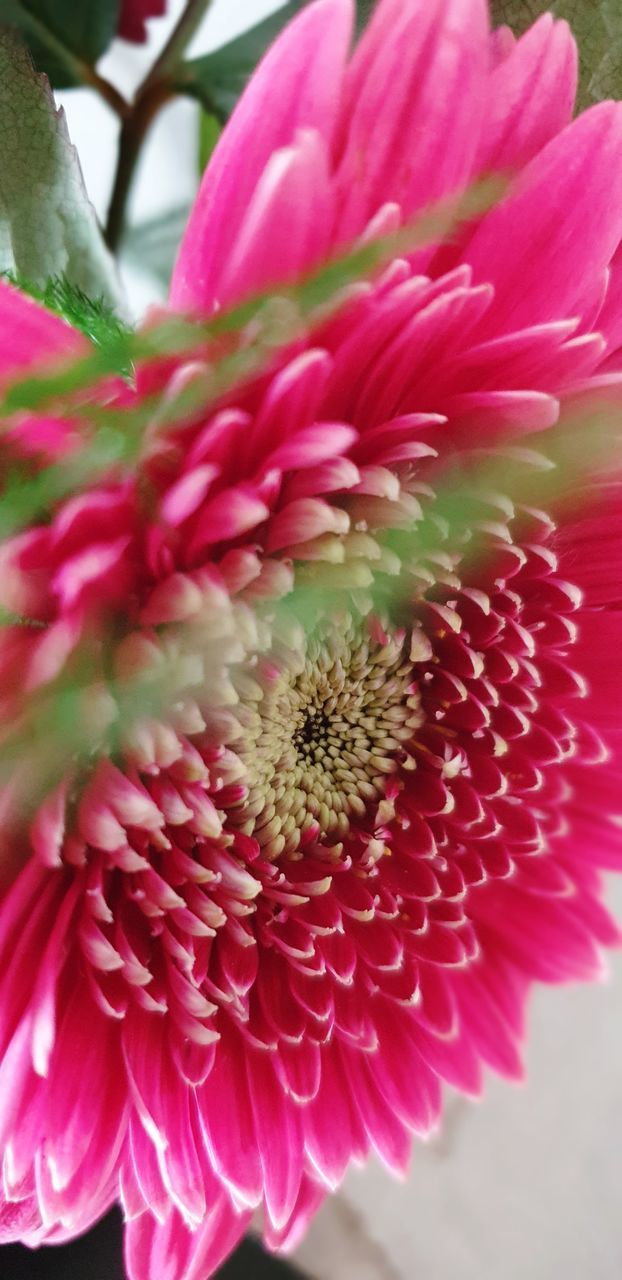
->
[104, 0, 215, 252]
[81, 67, 130, 120]
[105, 82, 172, 253]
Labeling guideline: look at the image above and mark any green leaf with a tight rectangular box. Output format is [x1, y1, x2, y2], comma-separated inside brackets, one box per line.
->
[122, 205, 191, 286]
[176, 0, 376, 120]
[0, 0, 120, 87]
[0, 30, 121, 306]
[198, 110, 221, 173]
[490, 0, 622, 109]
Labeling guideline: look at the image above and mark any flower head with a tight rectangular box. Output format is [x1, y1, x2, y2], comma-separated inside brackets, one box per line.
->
[2, 1, 622, 1278]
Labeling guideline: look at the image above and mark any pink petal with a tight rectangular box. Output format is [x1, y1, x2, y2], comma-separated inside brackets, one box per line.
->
[262, 1175, 326, 1252]
[171, 0, 354, 312]
[29, 782, 68, 867]
[248, 349, 334, 472]
[187, 487, 269, 559]
[45, 982, 127, 1189]
[332, 0, 489, 242]
[265, 422, 357, 474]
[0, 281, 84, 390]
[198, 1026, 263, 1207]
[476, 16, 577, 172]
[302, 1045, 367, 1188]
[444, 389, 561, 438]
[266, 497, 349, 552]
[246, 1048, 303, 1229]
[342, 1044, 412, 1176]
[217, 130, 334, 308]
[475, 886, 605, 983]
[125, 1199, 249, 1280]
[466, 102, 622, 333]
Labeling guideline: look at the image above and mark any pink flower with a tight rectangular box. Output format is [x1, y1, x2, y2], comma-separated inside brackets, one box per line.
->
[2, 0, 622, 1277]
[118, 0, 167, 43]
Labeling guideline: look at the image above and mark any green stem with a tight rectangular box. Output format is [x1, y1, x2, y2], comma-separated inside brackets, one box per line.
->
[142, 0, 215, 90]
[104, 0, 216, 252]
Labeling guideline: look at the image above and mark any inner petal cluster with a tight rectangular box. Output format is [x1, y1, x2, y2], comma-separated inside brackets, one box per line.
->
[230, 618, 423, 856]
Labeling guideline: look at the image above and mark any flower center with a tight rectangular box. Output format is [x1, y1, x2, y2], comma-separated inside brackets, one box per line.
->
[229, 618, 422, 857]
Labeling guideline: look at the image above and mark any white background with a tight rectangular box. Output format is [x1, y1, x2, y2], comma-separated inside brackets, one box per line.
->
[60, 4, 622, 1276]
[60, 0, 284, 315]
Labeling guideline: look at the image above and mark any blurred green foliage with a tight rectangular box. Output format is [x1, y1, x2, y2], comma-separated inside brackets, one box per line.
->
[177, 0, 375, 121]
[0, 0, 120, 87]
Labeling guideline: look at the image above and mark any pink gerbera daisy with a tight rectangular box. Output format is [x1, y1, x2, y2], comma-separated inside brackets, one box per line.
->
[2, 1, 622, 1277]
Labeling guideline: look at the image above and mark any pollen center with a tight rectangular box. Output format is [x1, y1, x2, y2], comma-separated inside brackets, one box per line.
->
[230, 619, 422, 858]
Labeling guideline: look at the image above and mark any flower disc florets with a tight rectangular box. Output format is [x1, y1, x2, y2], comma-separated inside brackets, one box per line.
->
[229, 616, 423, 856]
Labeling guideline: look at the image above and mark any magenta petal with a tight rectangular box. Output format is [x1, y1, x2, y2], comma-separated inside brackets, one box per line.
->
[0, 281, 84, 389]
[302, 1046, 368, 1188]
[262, 1175, 326, 1253]
[333, 0, 489, 241]
[467, 102, 622, 333]
[249, 348, 334, 471]
[198, 1027, 262, 1206]
[217, 130, 334, 308]
[0, 1187, 46, 1245]
[125, 1199, 249, 1280]
[475, 887, 605, 983]
[246, 1048, 303, 1229]
[456, 964, 525, 1080]
[476, 15, 577, 172]
[595, 243, 622, 357]
[171, 0, 354, 312]
[343, 1045, 412, 1176]
[127, 1116, 172, 1225]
